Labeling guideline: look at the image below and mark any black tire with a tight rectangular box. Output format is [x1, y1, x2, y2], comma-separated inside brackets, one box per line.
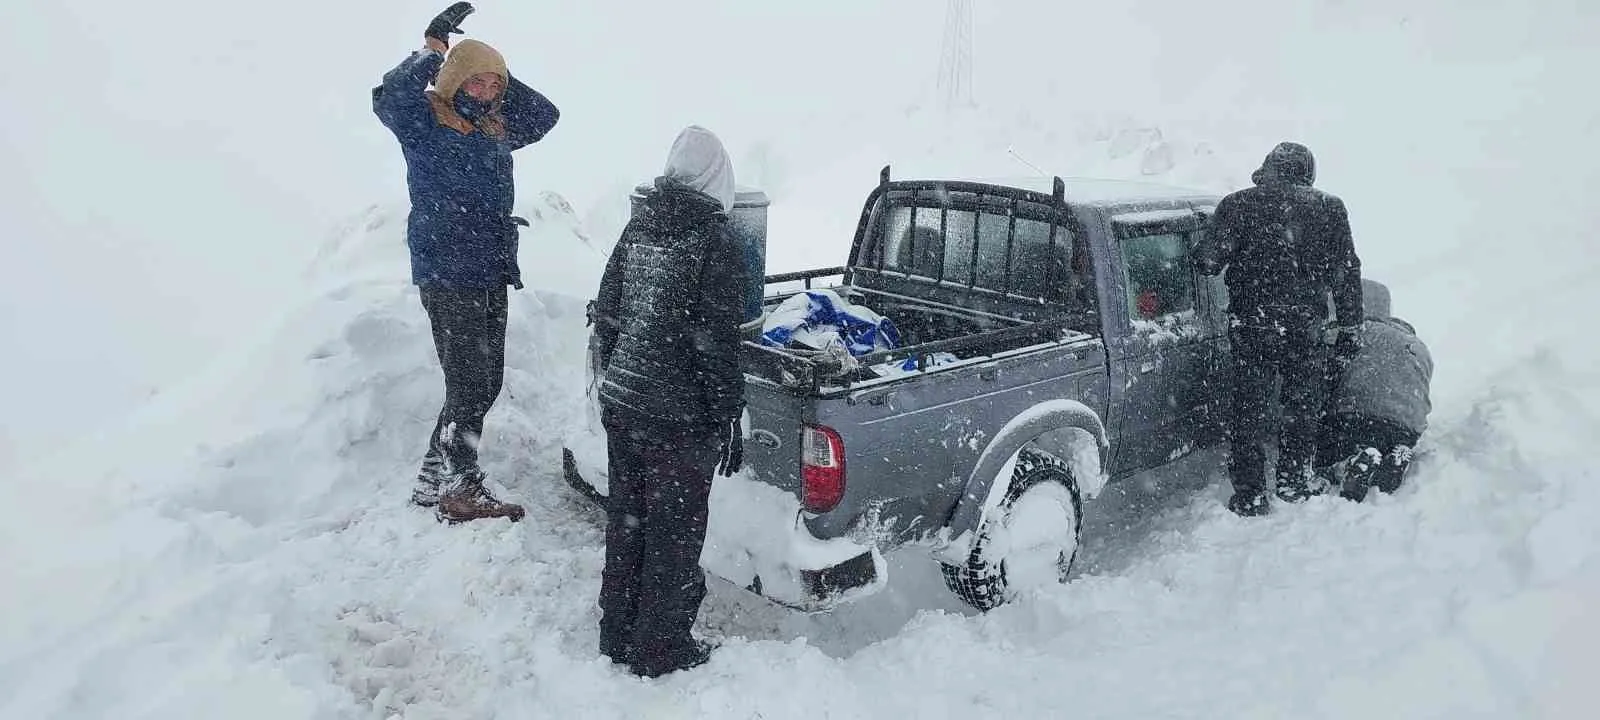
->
[941, 447, 1084, 611]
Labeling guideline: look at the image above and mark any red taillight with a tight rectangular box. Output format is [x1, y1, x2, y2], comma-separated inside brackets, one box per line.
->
[801, 424, 846, 513]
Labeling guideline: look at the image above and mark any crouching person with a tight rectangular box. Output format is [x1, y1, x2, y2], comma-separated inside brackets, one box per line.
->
[1317, 282, 1434, 501]
[589, 126, 746, 678]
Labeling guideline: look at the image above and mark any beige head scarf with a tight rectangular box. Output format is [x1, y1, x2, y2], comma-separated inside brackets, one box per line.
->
[427, 39, 508, 137]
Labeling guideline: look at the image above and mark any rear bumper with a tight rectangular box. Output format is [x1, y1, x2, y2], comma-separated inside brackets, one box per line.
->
[562, 431, 885, 612]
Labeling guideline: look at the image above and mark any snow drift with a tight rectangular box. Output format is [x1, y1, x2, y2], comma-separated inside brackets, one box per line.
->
[5, 0, 1600, 717]
[3, 187, 1598, 718]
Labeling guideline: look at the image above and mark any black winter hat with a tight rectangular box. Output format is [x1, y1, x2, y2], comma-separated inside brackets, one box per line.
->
[1250, 142, 1317, 186]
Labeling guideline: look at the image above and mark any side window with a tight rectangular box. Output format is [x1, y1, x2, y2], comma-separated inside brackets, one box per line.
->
[1120, 232, 1197, 321]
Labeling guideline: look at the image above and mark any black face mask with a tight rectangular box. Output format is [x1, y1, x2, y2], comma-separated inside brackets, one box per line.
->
[453, 89, 493, 122]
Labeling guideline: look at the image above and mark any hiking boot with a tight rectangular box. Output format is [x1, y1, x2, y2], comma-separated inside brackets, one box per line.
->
[1274, 481, 1319, 503]
[411, 454, 447, 508]
[629, 639, 716, 679]
[1339, 447, 1383, 502]
[1373, 445, 1413, 494]
[1226, 490, 1270, 517]
[1274, 463, 1329, 504]
[435, 468, 525, 524]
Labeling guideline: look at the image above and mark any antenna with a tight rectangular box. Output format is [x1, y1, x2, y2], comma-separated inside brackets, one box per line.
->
[938, 0, 974, 110]
[1007, 146, 1046, 176]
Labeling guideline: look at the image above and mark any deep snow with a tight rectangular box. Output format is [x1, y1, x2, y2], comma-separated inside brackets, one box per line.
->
[4, 0, 1600, 717]
[3, 198, 1597, 719]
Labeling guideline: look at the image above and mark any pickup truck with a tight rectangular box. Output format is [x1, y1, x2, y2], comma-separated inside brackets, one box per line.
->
[564, 167, 1230, 612]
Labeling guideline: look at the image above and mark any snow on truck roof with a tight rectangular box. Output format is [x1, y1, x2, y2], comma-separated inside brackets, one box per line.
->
[902, 175, 1217, 206]
[1109, 208, 1203, 225]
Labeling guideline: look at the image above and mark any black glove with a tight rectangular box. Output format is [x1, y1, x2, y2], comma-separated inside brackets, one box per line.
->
[716, 416, 743, 477]
[426, 2, 475, 45]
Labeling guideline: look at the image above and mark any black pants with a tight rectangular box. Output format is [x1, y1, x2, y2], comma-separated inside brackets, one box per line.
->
[598, 409, 718, 671]
[420, 286, 509, 475]
[1318, 413, 1419, 498]
[1226, 317, 1329, 496]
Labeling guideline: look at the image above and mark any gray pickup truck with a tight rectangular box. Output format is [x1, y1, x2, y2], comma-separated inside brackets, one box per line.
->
[564, 168, 1231, 611]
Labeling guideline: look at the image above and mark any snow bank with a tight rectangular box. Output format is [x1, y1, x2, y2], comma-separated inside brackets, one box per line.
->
[5, 0, 1599, 716]
[9, 202, 1596, 717]
[0, 195, 604, 719]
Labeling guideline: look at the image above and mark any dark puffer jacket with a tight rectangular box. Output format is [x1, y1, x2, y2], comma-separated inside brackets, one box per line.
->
[592, 179, 746, 433]
[1200, 142, 1363, 329]
[373, 47, 560, 289]
[1332, 316, 1434, 434]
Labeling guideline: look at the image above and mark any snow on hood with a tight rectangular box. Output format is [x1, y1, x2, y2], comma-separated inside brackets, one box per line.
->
[662, 125, 736, 212]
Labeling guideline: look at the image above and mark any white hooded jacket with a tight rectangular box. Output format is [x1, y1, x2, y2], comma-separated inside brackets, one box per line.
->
[662, 125, 736, 213]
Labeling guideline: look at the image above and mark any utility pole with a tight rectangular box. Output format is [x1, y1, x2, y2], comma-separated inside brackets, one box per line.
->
[937, 0, 974, 110]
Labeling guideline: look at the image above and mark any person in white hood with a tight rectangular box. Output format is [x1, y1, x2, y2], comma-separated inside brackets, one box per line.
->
[662, 125, 737, 212]
[588, 126, 746, 678]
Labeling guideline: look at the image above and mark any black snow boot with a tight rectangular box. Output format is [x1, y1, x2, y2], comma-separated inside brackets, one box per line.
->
[629, 639, 716, 679]
[1274, 462, 1329, 504]
[1339, 447, 1384, 502]
[1227, 490, 1270, 517]
[599, 637, 631, 666]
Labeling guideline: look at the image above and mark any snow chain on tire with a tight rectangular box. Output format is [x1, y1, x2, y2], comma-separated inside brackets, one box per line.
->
[940, 447, 1084, 611]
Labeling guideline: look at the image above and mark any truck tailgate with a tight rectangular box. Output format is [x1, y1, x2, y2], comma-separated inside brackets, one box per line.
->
[742, 378, 808, 497]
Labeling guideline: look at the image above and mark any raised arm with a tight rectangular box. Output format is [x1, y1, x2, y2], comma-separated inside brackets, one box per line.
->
[501, 74, 560, 151]
[373, 46, 445, 146]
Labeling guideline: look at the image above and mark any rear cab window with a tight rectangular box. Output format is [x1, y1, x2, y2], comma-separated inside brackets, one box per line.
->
[857, 186, 1096, 316]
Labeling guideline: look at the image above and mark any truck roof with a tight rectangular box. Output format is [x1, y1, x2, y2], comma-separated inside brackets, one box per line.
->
[946, 176, 1217, 207]
[880, 175, 1217, 211]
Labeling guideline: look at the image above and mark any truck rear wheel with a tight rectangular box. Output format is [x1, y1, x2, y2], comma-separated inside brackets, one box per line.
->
[941, 448, 1083, 611]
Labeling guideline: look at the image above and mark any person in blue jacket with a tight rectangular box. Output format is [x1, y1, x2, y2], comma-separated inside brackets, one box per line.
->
[373, 5, 559, 524]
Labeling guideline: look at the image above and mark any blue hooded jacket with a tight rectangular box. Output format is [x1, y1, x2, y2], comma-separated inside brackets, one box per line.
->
[373, 48, 560, 289]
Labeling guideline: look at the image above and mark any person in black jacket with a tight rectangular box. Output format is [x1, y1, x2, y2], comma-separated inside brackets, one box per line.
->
[1199, 142, 1364, 517]
[588, 126, 746, 678]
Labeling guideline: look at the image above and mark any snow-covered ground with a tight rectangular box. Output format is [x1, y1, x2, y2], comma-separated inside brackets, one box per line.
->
[4, 0, 1599, 717]
[4, 198, 1597, 719]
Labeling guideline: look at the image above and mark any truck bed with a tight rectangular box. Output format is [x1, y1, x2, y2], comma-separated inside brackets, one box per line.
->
[742, 271, 1077, 394]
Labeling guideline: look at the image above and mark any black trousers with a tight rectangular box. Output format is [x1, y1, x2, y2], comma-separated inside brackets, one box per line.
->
[598, 409, 718, 670]
[1318, 413, 1420, 497]
[420, 286, 509, 475]
[1226, 317, 1329, 496]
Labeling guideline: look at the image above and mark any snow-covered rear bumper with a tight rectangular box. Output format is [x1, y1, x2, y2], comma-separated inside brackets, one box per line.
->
[562, 428, 885, 612]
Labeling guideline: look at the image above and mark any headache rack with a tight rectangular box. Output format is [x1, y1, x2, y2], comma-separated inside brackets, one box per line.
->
[845, 166, 1086, 304]
[738, 167, 1095, 394]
